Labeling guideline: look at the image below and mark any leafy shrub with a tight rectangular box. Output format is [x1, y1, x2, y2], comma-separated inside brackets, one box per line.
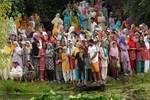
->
[32, 90, 126, 100]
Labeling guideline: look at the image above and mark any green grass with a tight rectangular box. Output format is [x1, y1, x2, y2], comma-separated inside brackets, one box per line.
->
[1, 72, 150, 99]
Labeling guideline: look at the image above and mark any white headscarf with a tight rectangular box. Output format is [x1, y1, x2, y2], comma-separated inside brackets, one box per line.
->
[144, 36, 150, 49]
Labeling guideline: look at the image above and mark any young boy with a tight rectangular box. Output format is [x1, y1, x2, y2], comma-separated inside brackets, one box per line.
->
[23, 60, 35, 82]
[88, 39, 101, 84]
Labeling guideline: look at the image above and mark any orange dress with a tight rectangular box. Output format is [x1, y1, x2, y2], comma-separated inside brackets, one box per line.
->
[61, 52, 70, 73]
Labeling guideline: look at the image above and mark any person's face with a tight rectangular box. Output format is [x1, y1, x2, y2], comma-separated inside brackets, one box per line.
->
[13, 63, 17, 68]
[22, 44, 26, 48]
[38, 27, 43, 32]
[7, 42, 11, 47]
[43, 44, 47, 49]
[26, 43, 30, 47]
[80, 48, 84, 54]
[140, 36, 143, 41]
[44, 35, 48, 41]
[112, 42, 116, 47]
[91, 19, 94, 22]
[89, 43, 93, 46]
[69, 42, 72, 47]
[85, 41, 88, 47]
[12, 35, 16, 41]
[59, 49, 62, 53]
[57, 41, 60, 46]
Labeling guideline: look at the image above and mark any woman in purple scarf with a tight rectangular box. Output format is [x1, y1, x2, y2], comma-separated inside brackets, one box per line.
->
[119, 36, 132, 76]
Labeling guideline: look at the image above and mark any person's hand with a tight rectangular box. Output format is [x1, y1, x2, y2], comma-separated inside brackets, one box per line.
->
[32, 67, 35, 70]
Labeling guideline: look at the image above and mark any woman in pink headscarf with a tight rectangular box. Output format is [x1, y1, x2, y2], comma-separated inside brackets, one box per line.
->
[109, 41, 120, 80]
[95, 0, 103, 10]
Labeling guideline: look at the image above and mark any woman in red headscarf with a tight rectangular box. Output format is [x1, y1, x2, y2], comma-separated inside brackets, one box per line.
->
[128, 34, 136, 71]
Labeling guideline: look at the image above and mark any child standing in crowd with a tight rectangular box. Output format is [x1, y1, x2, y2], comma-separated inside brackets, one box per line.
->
[67, 41, 75, 82]
[23, 60, 35, 82]
[39, 43, 46, 81]
[88, 39, 101, 83]
[55, 46, 63, 83]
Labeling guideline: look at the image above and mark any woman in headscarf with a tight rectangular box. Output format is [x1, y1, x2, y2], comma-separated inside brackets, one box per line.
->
[99, 40, 108, 83]
[45, 43, 55, 83]
[61, 46, 70, 82]
[51, 13, 63, 36]
[12, 41, 23, 67]
[70, 10, 80, 33]
[72, 42, 81, 83]
[62, 7, 70, 32]
[144, 34, 150, 73]
[94, 0, 103, 10]
[136, 35, 146, 73]
[119, 36, 132, 76]
[112, 17, 121, 30]
[128, 34, 137, 71]
[22, 41, 32, 67]
[39, 43, 46, 81]
[109, 41, 120, 80]
[97, 12, 106, 31]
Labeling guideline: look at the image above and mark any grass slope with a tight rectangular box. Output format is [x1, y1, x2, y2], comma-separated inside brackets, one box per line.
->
[0, 73, 150, 99]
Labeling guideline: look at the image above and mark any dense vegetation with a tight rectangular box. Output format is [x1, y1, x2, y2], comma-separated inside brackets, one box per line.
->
[0, 1, 14, 69]
[121, 0, 150, 26]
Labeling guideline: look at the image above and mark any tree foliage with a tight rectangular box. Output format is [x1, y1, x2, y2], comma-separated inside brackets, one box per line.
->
[12, 0, 69, 19]
[0, 1, 13, 68]
[122, 0, 150, 26]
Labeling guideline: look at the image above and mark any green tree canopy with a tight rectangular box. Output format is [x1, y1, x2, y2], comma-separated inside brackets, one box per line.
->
[0, 0, 13, 69]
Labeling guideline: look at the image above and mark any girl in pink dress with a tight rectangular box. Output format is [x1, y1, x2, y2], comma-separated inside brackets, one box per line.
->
[39, 43, 46, 81]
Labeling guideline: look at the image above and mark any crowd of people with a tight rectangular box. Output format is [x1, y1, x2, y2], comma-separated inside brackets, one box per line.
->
[0, 0, 150, 85]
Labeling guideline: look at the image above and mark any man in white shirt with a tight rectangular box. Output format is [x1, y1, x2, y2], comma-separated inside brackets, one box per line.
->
[10, 61, 23, 81]
[90, 17, 97, 34]
[88, 39, 101, 83]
